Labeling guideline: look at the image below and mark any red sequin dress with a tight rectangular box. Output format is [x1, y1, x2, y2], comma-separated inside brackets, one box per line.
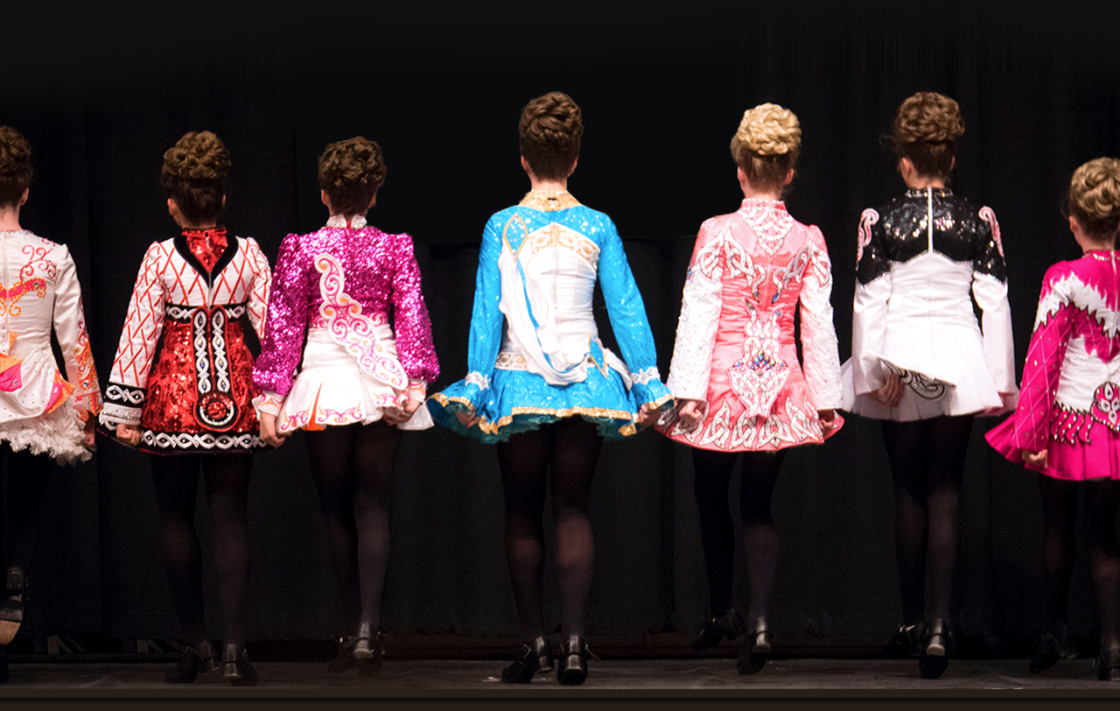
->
[100, 228, 272, 454]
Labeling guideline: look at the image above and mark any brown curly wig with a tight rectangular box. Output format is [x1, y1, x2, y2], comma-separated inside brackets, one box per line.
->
[160, 131, 231, 225]
[730, 103, 801, 194]
[892, 92, 965, 180]
[0, 126, 33, 209]
[519, 92, 583, 181]
[317, 137, 387, 217]
[1069, 157, 1120, 239]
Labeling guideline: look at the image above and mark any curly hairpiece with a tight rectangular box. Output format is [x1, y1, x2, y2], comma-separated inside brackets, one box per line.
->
[729, 103, 801, 194]
[892, 92, 965, 179]
[317, 137, 387, 217]
[0, 126, 33, 209]
[519, 92, 584, 181]
[160, 131, 230, 225]
[1069, 157, 1120, 239]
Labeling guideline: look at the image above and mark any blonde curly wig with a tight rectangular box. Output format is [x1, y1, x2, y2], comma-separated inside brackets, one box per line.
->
[160, 131, 231, 224]
[1069, 157, 1120, 238]
[892, 92, 964, 179]
[318, 137, 387, 216]
[730, 103, 801, 193]
[0, 126, 32, 209]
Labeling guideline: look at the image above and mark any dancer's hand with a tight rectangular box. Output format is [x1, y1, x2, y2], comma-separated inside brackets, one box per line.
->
[677, 400, 705, 433]
[83, 416, 97, 449]
[455, 409, 479, 428]
[384, 397, 422, 426]
[818, 409, 838, 431]
[869, 372, 904, 408]
[1023, 449, 1048, 470]
[115, 423, 141, 446]
[259, 413, 287, 448]
[637, 403, 661, 429]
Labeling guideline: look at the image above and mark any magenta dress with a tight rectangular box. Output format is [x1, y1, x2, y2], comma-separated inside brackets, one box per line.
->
[252, 215, 439, 433]
[987, 251, 1120, 480]
[657, 199, 844, 451]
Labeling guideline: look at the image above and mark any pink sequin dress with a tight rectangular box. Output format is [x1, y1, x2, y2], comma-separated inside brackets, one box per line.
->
[987, 251, 1120, 480]
[657, 199, 844, 451]
[252, 215, 439, 434]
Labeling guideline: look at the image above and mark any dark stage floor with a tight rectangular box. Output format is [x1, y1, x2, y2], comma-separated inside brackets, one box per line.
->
[4, 658, 1120, 695]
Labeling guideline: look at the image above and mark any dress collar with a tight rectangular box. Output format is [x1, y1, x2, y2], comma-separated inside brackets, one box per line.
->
[905, 187, 953, 199]
[326, 214, 367, 229]
[519, 190, 581, 212]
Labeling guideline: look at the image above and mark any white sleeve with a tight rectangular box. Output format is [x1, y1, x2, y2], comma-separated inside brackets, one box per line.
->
[665, 223, 723, 400]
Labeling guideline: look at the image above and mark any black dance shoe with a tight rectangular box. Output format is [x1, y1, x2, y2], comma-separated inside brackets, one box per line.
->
[692, 608, 746, 653]
[883, 621, 927, 659]
[1030, 627, 1078, 674]
[354, 624, 385, 677]
[165, 640, 219, 683]
[1098, 648, 1120, 681]
[501, 636, 554, 684]
[918, 619, 952, 679]
[737, 617, 772, 675]
[221, 643, 259, 686]
[556, 635, 597, 686]
[328, 636, 358, 675]
[0, 567, 26, 646]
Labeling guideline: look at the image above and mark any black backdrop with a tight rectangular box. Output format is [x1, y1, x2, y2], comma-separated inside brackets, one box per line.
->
[5, 10, 1120, 648]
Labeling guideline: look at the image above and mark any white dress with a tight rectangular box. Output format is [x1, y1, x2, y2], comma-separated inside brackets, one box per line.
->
[843, 187, 1018, 421]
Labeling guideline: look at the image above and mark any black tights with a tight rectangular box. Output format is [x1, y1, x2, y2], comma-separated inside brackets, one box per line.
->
[1039, 477, 1120, 653]
[305, 421, 401, 635]
[151, 454, 252, 647]
[881, 415, 973, 626]
[692, 448, 786, 623]
[0, 444, 52, 579]
[496, 417, 603, 640]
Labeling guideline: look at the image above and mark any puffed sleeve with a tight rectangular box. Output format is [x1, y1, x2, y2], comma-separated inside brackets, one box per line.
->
[973, 207, 1018, 409]
[1007, 264, 1073, 453]
[850, 207, 892, 395]
[243, 237, 272, 340]
[100, 242, 167, 427]
[251, 233, 308, 414]
[798, 226, 844, 409]
[51, 246, 100, 419]
[390, 233, 439, 393]
[665, 219, 723, 400]
[597, 217, 672, 409]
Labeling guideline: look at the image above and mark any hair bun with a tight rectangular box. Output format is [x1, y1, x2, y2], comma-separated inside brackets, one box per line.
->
[162, 131, 230, 183]
[735, 103, 801, 156]
[1070, 158, 1120, 233]
[317, 137, 387, 217]
[894, 92, 964, 146]
[0, 126, 32, 179]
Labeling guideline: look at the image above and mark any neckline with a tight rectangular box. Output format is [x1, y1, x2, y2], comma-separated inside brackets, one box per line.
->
[326, 214, 368, 229]
[905, 187, 952, 199]
[519, 190, 581, 212]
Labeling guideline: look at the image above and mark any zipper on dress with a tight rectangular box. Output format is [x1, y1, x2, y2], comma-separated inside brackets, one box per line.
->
[927, 187, 934, 253]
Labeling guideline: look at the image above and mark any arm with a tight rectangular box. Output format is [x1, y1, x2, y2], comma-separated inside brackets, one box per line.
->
[597, 218, 672, 409]
[974, 207, 1018, 409]
[100, 243, 166, 427]
[51, 246, 101, 422]
[851, 208, 892, 396]
[665, 220, 723, 401]
[1009, 265, 1073, 453]
[798, 226, 844, 410]
[243, 237, 273, 341]
[390, 233, 439, 393]
[251, 233, 309, 415]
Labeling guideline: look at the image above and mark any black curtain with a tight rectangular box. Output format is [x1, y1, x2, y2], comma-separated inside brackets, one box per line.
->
[5, 10, 1120, 645]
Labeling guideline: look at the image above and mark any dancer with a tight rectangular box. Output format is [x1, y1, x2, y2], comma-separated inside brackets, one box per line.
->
[427, 92, 672, 685]
[100, 131, 271, 685]
[0, 126, 100, 683]
[844, 92, 1017, 678]
[656, 103, 843, 674]
[253, 137, 438, 676]
[987, 158, 1120, 680]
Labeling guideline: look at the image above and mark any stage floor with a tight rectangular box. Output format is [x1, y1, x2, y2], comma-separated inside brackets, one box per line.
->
[3, 658, 1120, 694]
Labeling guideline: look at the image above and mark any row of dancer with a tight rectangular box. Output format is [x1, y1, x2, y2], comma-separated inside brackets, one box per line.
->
[0, 89, 1116, 686]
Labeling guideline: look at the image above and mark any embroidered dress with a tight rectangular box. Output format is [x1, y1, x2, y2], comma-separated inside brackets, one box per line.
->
[252, 215, 438, 433]
[843, 187, 1018, 421]
[427, 191, 672, 443]
[100, 228, 271, 453]
[656, 200, 843, 451]
[0, 230, 99, 463]
[987, 251, 1120, 480]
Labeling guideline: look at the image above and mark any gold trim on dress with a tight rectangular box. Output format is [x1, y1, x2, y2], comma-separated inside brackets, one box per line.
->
[519, 190, 581, 212]
[475, 405, 638, 437]
[643, 393, 676, 410]
[429, 392, 476, 415]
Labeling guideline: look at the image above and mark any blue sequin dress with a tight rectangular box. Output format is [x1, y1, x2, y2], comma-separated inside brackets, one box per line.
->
[427, 191, 672, 443]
